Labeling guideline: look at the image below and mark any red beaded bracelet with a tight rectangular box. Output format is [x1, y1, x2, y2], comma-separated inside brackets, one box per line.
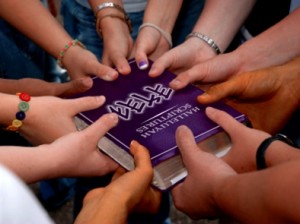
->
[6, 92, 31, 132]
[57, 39, 86, 68]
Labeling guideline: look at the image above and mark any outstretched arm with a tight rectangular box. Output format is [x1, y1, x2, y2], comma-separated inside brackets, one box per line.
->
[197, 56, 300, 134]
[0, 0, 118, 80]
[172, 107, 300, 222]
[0, 110, 119, 183]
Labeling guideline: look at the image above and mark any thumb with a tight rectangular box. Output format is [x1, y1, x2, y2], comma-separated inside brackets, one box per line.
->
[175, 125, 202, 170]
[204, 107, 245, 140]
[58, 77, 93, 97]
[197, 78, 240, 104]
[69, 95, 106, 116]
[83, 112, 119, 141]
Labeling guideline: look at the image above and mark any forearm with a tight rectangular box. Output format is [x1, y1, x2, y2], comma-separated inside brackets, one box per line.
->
[235, 7, 300, 73]
[0, 0, 71, 58]
[215, 160, 300, 222]
[142, 0, 183, 33]
[0, 145, 58, 183]
[192, 0, 256, 52]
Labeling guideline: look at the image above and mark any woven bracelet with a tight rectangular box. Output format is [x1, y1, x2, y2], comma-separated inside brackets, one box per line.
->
[57, 39, 86, 68]
[6, 92, 31, 132]
[256, 133, 297, 170]
[186, 32, 221, 55]
[139, 23, 173, 49]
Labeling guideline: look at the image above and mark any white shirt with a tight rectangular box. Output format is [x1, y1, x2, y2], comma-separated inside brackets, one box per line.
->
[0, 165, 54, 224]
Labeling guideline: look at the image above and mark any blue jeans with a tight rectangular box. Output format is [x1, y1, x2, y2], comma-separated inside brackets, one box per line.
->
[0, 19, 46, 79]
[61, 0, 143, 60]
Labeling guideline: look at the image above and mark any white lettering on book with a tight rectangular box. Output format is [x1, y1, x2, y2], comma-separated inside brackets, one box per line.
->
[136, 104, 201, 138]
[107, 84, 174, 121]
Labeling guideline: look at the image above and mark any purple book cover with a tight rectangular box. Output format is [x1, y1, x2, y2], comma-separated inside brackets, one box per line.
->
[72, 59, 246, 166]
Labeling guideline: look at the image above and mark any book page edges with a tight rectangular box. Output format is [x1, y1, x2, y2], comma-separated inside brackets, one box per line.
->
[74, 116, 232, 191]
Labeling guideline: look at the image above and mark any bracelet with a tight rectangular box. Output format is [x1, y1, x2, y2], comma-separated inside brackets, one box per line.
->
[94, 2, 132, 38]
[95, 2, 126, 16]
[57, 39, 86, 68]
[139, 23, 173, 49]
[256, 133, 297, 170]
[6, 92, 31, 132]
[186, 32, 221, 55]
[96, 13, 132, 38]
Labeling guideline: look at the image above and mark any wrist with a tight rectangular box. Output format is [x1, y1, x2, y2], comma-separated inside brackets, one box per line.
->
[256, 134, 298, 170]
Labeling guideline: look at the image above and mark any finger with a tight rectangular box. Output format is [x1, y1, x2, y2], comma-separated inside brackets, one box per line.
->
[111, 166, 127, 182]
[197, 79, 243, 104]
[175, 125, 201, 169]
[169, 65, 205, 90]
[135, 46, 149, 70]
[148, 51, 175, 77]
[68, 95, 106, 116]
[111, 55, 131, 75]
[83, 113, 119, 139]
[58, 77, 93, 97]
[130, 140, 152, 172]
[204, 107, 246, 139]
[87, 60, 118, 81]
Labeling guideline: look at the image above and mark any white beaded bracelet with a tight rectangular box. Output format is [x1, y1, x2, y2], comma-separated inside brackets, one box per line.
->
[186, 32, 221, 55]
[139, 23, 173, 49]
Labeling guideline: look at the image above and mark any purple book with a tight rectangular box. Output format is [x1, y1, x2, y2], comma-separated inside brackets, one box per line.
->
[72, 59, 247, 191]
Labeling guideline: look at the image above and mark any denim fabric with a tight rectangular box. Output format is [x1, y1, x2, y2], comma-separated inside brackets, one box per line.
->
[61, 0, 143, 60]
[0, 19, 46, 80]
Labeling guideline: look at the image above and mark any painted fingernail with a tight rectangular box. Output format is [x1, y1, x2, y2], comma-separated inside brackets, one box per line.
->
[138, 60, 149, 70]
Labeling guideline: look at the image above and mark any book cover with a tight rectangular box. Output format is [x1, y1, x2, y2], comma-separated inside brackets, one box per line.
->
[72, 59, 247, 190]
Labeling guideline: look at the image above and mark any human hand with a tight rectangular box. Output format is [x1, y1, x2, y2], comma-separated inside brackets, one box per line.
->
[63, 45, 119, 81]
[171, 112, 237, 219]
[197, 57, 300, 134]
[20, 95, 107, 145]
[41, 112, 119, 178]
[132, 24, 171, 70]
[100, 17, 134, 75]
[74, 140, 161, 224]
[148, 37, 218, 77]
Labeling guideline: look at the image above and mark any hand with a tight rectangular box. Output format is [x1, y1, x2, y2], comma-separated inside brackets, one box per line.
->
[20, 95, 108, 145]
[101, 18, 134, 75]
[197, 57, 300, 134]
[74, 140, 161, 224]
[148, 37, 217, 78]
[172, 112, 236, 219]
[63, 46, 119, 81]
[132, 25, 171, 69]
[42, 112, 119, 178]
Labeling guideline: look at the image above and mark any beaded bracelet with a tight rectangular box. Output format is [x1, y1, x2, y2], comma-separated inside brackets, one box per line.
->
[186, 32, 221, 55]
[57, 39, 86, 68]
[256, 133, 297, 170]
[6, 92, 31, 132]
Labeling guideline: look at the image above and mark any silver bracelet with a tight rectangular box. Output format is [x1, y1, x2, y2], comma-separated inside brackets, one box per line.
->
[139, 23, 173, 49]
[95, 2, 126, 16]
[186, 32, 221, 55]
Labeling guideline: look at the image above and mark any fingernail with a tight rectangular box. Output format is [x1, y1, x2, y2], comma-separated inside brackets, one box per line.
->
[109, 113, 119, 121]
[130, 140, 138, 147]
[138, 60, 148, 70]
[170, 79, 181, 88]
[103, 71, 118, 81]
[95, 95, 105, 103]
